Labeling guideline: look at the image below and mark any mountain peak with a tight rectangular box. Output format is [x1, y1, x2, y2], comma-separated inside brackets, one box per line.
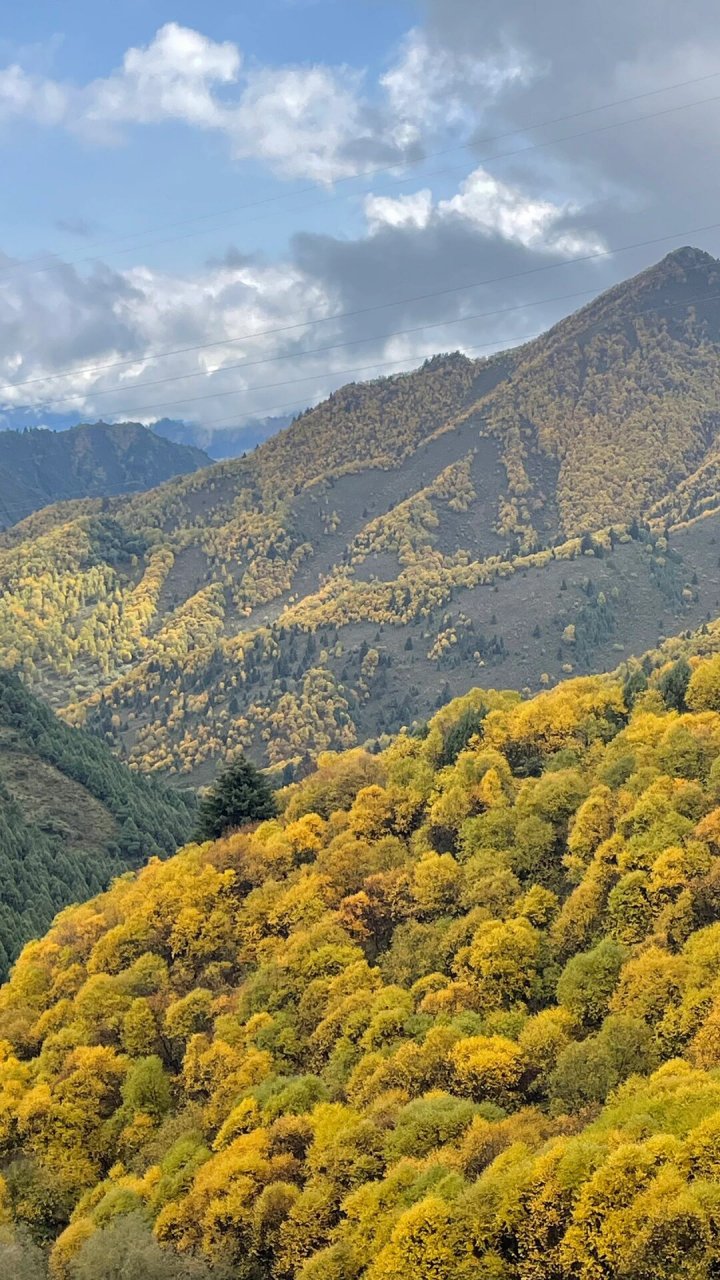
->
[660, 244, 719, 270]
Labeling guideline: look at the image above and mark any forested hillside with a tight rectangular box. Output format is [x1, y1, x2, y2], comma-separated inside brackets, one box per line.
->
[0, 672, 194, 976]
[0, 421, 210, 528]
[7, 655, 720, 1275]
[5, 247, 720, 780]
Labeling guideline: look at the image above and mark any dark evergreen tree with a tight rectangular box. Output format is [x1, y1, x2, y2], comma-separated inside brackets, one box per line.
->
[440, 708, 487, 767]
[658, 656, 691, 712]
[622, 668, 648, 711]
[196, 756, 277, 840]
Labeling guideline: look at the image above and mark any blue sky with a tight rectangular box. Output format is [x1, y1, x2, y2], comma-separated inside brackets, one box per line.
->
[2, 1, 419, 266]
[1, 0, 719, 436]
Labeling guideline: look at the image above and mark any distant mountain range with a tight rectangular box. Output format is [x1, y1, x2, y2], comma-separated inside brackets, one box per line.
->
[0, 420, 210, 528]
[0, 410, 294, 462]
[4, 246, 720, 781]
[152, 414, 294, 458]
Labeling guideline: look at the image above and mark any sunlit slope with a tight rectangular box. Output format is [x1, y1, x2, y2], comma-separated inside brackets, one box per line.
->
[5, 661, 720, 1274]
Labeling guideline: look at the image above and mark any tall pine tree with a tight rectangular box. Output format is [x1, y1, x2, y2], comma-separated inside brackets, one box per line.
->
[196, 755, 277, 840]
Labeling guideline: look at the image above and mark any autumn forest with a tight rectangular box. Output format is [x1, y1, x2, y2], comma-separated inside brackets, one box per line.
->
[7, 246, 720, 1278]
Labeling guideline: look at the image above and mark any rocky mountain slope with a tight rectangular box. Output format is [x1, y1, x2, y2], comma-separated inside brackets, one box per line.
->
[0, 420, 210, 527]
[4, 247, 720, 780]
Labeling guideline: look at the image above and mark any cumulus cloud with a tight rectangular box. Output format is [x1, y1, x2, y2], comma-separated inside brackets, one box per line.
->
[226, 64, 370, 184]
[83, 22, 240, 136]
[364, 170, 604, 256]
[0, 21, 531, 183]
[0, 249, 338, 425]
[0, 25, 238, 140]
[437, 169, 605, 255]
[364, 190, 433, 233]
[419, 0, 720, 246]
[0, 201, 608, 432]
[381, 27, 533, 143]
[0, 64, 67, 126]
[3, 3, 718, 436]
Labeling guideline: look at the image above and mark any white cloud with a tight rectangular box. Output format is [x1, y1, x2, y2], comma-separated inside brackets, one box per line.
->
[0, 164, 608, 432]
[0, 64, 68, 125]
[0, 24, 381, 183]
[228, 64, 368, 183]
[0, 11, 615, 432]
[364, 190, 433, 232]
[438, 168, 605, 254]
[362, 168, 604, 256]
[0, 24, 239, 138]
[381, 28, 533, 143]
[84, 23, 240, 134]
[0, 249, 341, 426]
[0, 21, 534, 184]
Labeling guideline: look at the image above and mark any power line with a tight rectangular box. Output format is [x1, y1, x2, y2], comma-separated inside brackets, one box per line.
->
[3, 70, 720, 285]
[4, 286, 603, 408]
[11, 268, 720, 440]
[5, 218, 720, 417]
[1, 285, 600, 399]
[69, 281, 720, 420]
[19, 66, 720, 263]
[96, 86, 720, 264]
[188, 282, 720, 432]
[1, 272, 719, 523]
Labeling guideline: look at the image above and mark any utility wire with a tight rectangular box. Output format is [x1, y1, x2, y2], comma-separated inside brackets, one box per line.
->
[5, 217, 720, 417]
[1, 270, 719, 525]
[92, 86, 720, 263]
[7, 273, 720, 449]
[5, 63, 717, 279]
[4, 81, 720, 400]
[1, 286, 603, 406]
[60, 283, 720, 419]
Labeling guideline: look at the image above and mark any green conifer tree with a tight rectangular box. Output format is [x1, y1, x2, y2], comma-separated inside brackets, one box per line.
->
[196, 755, 277, 840]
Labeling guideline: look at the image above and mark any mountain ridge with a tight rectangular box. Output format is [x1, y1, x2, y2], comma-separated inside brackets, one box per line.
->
[0, 419, 211, 528]
[4, 248, 720, 779]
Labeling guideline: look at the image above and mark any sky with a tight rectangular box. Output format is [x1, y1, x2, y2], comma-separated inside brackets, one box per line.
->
[1, 0, 720, 438]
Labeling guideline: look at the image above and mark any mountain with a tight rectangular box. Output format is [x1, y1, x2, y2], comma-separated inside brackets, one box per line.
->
[4, 659, 720, 1275]
[0, 670, 195, 977]
[152, 413, 294, 459]
[0, 420, 210, 528]
[5, 246, 720, 781]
